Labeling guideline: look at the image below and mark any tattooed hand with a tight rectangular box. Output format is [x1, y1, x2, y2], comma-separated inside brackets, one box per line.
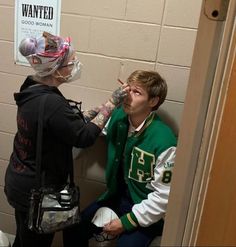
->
[91, 84, 130, 129]
[83, 106, 102, 122]
[109, 84, 129, 106]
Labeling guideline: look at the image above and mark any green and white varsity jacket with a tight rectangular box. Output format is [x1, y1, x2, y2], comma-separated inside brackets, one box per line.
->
[99, 107, 177, 231]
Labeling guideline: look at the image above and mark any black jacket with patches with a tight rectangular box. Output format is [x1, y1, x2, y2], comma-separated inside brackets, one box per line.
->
[4, 76, 101, 211]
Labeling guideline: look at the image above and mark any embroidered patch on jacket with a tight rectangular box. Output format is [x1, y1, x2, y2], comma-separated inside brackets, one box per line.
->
[128, 147, 155, 183]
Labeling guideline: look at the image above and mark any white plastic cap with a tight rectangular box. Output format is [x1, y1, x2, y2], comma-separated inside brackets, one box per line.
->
[91, 207, 119, 227]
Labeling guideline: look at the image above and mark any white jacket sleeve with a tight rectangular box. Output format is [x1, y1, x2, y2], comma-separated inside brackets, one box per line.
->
[132, 146, 176, 227]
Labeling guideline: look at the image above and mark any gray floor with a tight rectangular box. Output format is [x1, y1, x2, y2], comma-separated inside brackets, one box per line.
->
[2, 233, 161, 247]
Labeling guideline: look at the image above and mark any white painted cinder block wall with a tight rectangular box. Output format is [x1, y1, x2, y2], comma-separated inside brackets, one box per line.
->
[0, 0, 202, 245]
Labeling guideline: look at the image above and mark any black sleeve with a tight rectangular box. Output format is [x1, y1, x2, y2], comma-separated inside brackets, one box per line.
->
[46, 94, 101, 148]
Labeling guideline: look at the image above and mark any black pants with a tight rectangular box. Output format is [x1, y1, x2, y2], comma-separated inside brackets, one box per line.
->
[13, 210, 55, 247]
[13, 210, 79, 247]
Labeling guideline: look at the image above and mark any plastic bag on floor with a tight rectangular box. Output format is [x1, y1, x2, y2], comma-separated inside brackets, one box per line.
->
[0, 230, 10, 247]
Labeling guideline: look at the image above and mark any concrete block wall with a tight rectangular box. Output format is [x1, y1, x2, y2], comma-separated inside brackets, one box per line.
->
[0, 0, 202, 245]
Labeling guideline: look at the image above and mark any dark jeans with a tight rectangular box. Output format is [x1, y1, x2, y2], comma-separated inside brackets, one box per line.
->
[63, 195, 164, 247]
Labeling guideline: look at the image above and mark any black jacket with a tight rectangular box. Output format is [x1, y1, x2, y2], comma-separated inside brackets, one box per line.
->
[4, 76, 101, 211]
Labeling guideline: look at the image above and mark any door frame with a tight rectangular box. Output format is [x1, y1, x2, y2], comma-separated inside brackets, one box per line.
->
[161, 1, 236, 246]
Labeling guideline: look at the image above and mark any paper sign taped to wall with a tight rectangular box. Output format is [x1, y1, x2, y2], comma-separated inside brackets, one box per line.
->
[14, 0, 61, 65]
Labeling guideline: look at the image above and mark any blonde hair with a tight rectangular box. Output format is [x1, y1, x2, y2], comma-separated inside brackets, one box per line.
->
[127, 70, 167, 110]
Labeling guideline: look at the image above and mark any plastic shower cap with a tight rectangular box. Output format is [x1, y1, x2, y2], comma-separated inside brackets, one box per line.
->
[19, 31, 74, 77]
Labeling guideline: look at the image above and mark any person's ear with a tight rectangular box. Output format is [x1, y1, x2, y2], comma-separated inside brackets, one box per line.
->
[149, 96, 159, 108]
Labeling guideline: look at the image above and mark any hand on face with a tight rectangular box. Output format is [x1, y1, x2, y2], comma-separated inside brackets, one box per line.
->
[109, 83, 130, 106]
[122, 82, 155, 121]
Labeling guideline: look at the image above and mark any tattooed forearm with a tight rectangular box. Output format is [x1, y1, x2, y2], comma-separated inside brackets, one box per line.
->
[91, 103, 114, 129]
[89, 84, 129, 129]
[83, 107, 101, 122]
